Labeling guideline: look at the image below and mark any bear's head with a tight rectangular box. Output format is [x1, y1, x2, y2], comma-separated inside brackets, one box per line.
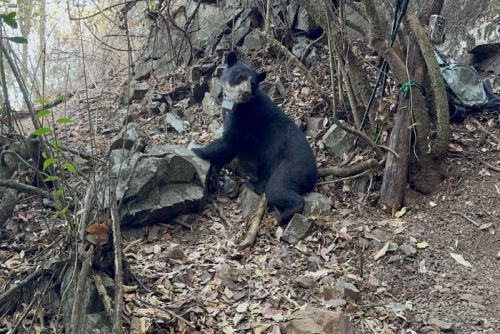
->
[221, 52, 267, 104]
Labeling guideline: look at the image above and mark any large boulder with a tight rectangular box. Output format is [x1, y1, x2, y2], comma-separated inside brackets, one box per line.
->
[95, 142, 211, 226]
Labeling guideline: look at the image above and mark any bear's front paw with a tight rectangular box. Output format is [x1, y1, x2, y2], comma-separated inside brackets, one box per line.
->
[206, 164, 221, 193]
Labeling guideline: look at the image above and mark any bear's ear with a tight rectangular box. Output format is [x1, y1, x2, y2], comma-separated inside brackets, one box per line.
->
[257, 71, 267, 83]
[226, 52, 238, 67]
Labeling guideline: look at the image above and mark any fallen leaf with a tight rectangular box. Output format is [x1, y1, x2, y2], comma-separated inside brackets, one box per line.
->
[224, 286, 234, 299]
[236, 302, 249, 313]
[429, 201, 437, 208]
[394, 207, 407, 218]
[450, 252, 472, 268]
[416, 241, 429, 249]
[374, 241, 390, 260]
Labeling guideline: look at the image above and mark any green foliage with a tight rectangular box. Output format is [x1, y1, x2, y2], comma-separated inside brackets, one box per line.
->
[43, 157, 57, 171]
[55, 95, 68, 102]
[1, 12, 18, 29]
[7, 36, 27, 44]
[35, 109, 50, 119]
[44, 175, 59, 182]
[35, 98, 50, 104]
[56, 117, 73, 125]
[63, 162, 77, 174]
[32, 127, 52, 136]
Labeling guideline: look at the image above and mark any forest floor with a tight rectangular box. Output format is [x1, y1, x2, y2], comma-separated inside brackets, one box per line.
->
[1, 51, 499, 333]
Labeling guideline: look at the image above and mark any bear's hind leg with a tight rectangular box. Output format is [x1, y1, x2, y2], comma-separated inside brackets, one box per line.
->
[265, 164, 304, 225]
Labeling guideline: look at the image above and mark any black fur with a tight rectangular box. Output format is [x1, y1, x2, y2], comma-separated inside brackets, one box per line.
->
[192, 52, 317, 224]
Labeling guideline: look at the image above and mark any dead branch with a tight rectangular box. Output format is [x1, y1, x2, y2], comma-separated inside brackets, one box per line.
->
[93, 272, 114, 322]
[0, 267, 44, 307]
[70, 246, 94, 334]
[7, 291, 41, 334]
[451, 211, 481, 228]
[110, 197, 124, 334]
[0, 179, 51, 198]
[136, 299, 196, 328]
[318, 158, 379, 178]
[472, 119, 500, 145]
[481, 160, 500, 173]
[237, 195, 267, 249]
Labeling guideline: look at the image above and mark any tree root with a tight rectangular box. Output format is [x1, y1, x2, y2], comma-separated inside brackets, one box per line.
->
[0, 179, 51, 198]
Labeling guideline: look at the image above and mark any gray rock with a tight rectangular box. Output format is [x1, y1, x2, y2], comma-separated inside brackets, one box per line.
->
[324, 298, 347, 308]
[232, 9, 253, 45]
[428, 318, 455, 332]
[210, 77, 223, 98]
[303, 192, 332, 216]
[192, 81, 209, 103]
[202, 92, 219, 115]
[275, 77, 286, 97]
[188, 65, 202, 82]
[123, 183, 205, 225]
[287, 307, 354, 334]
[240, 186, 261, 219]
[123, 81, 150, 104]
[321, 123, 355, 158]
[223, 175, 240, 199]
[165, 112, 185, 133]
[295, 275, 316, 288]
[147, 101, 168, 114]
[292, 36, 318, 66]
[334, 281, 360, 301]
[277, 245, 291, 264]
[400, 243, 417, 257]
[108, 122, 147, 153]
[61, 268, 112, 333]
[351, 175, 370, 194]
[282, 214, 314, 244]
[307, 255, 321, 271]
[294, 6, 320, 33]
[305, 117, 324, 137]
[208, 119, 223, 137]
[243, 30, 265, 50]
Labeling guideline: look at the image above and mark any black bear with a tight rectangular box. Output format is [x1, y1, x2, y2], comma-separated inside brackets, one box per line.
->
[192, 52, 317, 224]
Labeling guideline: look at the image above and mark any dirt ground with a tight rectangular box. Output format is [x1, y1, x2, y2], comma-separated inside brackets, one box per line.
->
[1, 56, 499, 333]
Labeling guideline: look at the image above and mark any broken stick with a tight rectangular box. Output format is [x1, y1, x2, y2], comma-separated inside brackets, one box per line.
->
[238, 195, 267, 249]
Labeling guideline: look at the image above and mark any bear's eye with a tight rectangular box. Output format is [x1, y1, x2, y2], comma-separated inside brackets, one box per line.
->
[234, 74, 247, 83]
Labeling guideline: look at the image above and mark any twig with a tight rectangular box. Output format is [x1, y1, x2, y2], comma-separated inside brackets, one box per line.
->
[0, 179, 51, 198]
[70, 246, 94, 334]
[451, 211, 481, 228]
[0, 267, 44, 306]
[237, 195, 267, 249]
[316, 169, 371, 185]
[136, 298, 196, 328]
[481, 160, 500, 172]
[318, 158, 379, 178]
[110, 196, 124, 334]
[93, 272, 114, 322]
[472, 119, 500, 146]
[7, 291, 41, 334]
[59, 144, 105, 163]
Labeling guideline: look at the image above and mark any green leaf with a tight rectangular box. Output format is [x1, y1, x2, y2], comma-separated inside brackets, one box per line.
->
[2, 12, 18, 29]
[50, 141, 60, 150]
[55, 95, 67, 102]
[35, 109, 50, 119]
[63, 162, 77, 174]
[35, 98, 50, 104]
[7, 37, 28, 44]
[44, 175, 59, 182]
[55, 189, 64, 200]
[0, 107, 5, 115]
[56, 117, 73, 125]
[32, 127, 52, 136]
[43, 158, 57, 171]
[42, 151, 49, 159]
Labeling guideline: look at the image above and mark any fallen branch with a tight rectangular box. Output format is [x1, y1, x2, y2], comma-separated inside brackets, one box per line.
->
[451, 211, 480, 228]
[481, 160, 500, 173]
[93, 272, 114, 322]
[136, 299, 196, 328]
[70, 246, 94, 334]
[110, 196, 124, 334]
[472, 119, 500, 146]
[237, 195, 267, 249]
[0, 267, 44, 307]
[7, 291, 40, 334]
[0, 179, 51, 198]
[318, 158, 379, 178]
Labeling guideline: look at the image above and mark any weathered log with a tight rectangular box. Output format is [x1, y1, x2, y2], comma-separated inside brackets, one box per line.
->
[318, 158, 379, 178]
[378, 93, 411, 212]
